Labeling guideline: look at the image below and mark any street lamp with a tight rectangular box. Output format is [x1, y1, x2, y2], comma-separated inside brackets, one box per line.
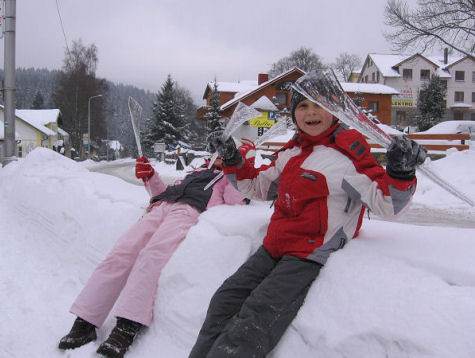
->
[87, 94, 103, 159]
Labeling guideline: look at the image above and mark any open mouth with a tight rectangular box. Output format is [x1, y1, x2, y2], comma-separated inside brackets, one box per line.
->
[305, 120, 321, 126]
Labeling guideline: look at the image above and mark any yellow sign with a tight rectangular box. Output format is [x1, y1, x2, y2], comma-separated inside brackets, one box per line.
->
[392, 99, 414, 107]
[250, 112, 275, 128]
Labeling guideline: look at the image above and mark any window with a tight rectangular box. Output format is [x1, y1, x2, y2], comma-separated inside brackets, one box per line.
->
[420, 69, 430, 81]
[455, 71, 465, 81]
[454, 112, 464, 120]
[376, 72, 380, 82]
[472, 92, 475, 103]
[454, 91, 464, 102]
[441, 80, 448, 89]
[274, 93, 287, 106]
[403, 69, 412, 80]
[18, 145, 23, 158]
[369, 101, 379, 112]
[372, 72, 375, 82]
[364, 75, 368, 83]
[472, 71, 475, 82]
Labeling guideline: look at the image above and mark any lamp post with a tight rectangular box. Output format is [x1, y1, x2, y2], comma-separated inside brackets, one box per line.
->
[87, 94, 102, 159]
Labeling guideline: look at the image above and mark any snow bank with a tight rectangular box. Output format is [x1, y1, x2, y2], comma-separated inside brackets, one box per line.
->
[1, 147, 475, 358]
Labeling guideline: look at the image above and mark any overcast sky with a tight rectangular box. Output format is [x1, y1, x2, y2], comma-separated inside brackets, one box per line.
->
[1, 0, 419, 104]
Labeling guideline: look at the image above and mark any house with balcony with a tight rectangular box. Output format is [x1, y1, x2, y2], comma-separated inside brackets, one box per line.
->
[358, 51, 475, 127]
[198, 67, 398, 140]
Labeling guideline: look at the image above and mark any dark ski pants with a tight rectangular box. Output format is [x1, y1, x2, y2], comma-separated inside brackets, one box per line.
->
[188, 245, 322, 358]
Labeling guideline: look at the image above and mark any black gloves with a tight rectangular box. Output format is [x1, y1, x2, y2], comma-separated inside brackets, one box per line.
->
[206, 130, 242, 166]
[386, 135, 427, 180]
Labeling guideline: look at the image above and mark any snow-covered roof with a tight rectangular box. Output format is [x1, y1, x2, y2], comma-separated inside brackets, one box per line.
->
[16, 109, 61, 127]
[368, 54, 407, 77]
[210, 81, 257, 93]
[251, 96, 278, 111]
[57, 127, 69, 137]
[2, 107, 58, 136]
[220, 67, 305, 111]
[367, 53, 467, 79]
[341, 82, 399, 95]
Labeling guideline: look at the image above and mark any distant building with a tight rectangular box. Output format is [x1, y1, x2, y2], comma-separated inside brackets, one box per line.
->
[358, 51, 475, 126]
[0, 107, 69, 158]
[199, 67, 397, 140]
[340, 83, 399, 125]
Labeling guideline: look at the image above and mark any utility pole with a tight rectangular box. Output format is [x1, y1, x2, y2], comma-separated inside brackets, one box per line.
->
[2, 0, 16, 167]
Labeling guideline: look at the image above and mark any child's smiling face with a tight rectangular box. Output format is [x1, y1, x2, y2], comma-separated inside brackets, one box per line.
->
[294, 99, 334, 136]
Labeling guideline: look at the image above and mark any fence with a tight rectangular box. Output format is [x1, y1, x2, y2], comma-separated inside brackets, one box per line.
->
[258, 133, 471, 153]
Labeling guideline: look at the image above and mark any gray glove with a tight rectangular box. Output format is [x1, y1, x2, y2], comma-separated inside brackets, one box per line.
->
[206, 130, 242, 166]
[386, 135, 427, 180]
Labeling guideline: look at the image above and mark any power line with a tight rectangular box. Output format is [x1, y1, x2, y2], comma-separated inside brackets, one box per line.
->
[55, 0, 70, 54]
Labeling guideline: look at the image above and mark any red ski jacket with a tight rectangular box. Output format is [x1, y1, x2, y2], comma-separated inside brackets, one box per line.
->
[223, 123, 417, 264]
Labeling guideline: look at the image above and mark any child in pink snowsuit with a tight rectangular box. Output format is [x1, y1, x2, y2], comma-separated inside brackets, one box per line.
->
[59, 156, 245, 358]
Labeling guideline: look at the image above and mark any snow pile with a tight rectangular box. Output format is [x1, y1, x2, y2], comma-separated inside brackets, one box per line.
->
[1, 147, 475, 358]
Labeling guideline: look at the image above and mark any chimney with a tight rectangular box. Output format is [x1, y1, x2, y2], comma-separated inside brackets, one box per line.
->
[444, 48, 448, 64]
[258, 73, 269, 85]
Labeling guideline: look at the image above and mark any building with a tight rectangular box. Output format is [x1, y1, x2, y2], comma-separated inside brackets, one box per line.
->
[340, 83, 399, 125]
[358, 51, 475, 127]
[199, 68, 397, 140]
[0, 107, 69, 158]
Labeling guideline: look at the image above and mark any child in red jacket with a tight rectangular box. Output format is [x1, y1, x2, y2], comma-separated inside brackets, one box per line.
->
[189, 81, 426, 358]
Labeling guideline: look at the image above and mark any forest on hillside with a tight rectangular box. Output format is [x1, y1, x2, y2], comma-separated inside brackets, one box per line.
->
[0, 67, 156, 156]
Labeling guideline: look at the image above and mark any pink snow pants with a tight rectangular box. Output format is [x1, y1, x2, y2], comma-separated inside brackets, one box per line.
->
[70, 201, 200, 327]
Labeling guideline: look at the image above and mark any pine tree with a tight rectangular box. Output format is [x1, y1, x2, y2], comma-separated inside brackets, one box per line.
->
[416, 75, 446, 131]
[31, 91, 44, 109]
[204, 79, 223, 133]
[142, 75, 187, 155]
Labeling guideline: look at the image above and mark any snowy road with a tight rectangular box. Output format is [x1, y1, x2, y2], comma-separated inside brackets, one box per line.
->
[87, 160, 475, 228]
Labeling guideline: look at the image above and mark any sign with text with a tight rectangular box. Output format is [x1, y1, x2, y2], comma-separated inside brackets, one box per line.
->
[249, 111, 275, 128]
[392, 88, 415, 107]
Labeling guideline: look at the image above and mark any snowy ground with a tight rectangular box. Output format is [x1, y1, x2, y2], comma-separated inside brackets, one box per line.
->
[1, 147, 475, 358]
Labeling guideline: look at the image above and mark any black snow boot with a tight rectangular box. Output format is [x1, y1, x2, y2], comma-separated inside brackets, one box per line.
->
[58, 317, 97, 350]
[96, 317, 143, 358]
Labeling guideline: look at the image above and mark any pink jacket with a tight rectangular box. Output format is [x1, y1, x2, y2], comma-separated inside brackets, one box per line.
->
[144, 168, 245, 210]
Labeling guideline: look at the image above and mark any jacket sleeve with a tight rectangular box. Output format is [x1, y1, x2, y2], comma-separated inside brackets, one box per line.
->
[223, 152, 286, 202]
[222, 176, 246, 205]
[336, 130, 416, 218]
[143, 171, 168, 198]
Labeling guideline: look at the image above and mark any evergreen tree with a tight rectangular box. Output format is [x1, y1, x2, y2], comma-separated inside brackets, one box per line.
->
[31, 91, 44, 109]
[142, 75, 187, 155]
[204, 79, 223, 132]
[416, 74, 446, 131]
[352, 91, 365, 107]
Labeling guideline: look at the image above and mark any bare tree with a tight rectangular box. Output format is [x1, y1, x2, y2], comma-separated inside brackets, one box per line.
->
[269, 47, 326, 78]
[333, 53, 362, 81]
[384, 0, 475, 57]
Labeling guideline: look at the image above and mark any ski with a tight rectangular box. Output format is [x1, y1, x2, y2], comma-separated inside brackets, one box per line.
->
[292, 69, 475, 207]
[128, 96, 143, 157]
